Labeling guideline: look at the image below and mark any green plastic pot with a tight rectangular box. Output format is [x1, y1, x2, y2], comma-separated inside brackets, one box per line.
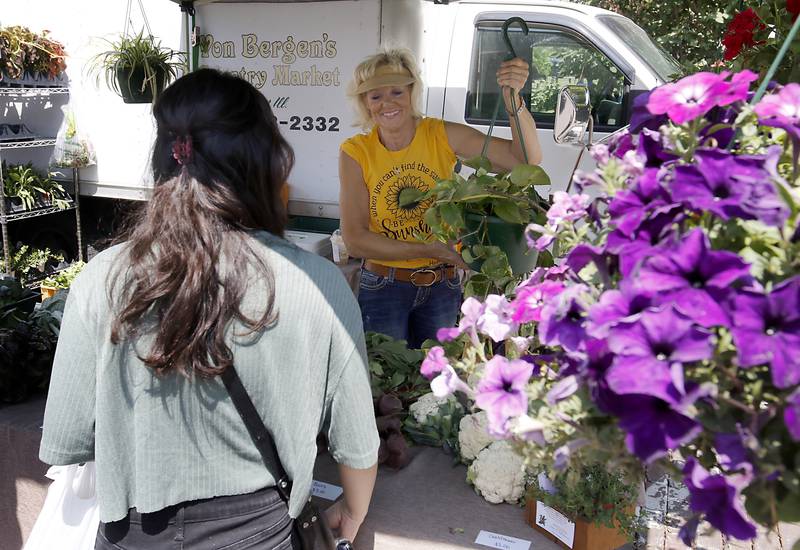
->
[462, 212, 538, 276]
[116, 66, 167, 104]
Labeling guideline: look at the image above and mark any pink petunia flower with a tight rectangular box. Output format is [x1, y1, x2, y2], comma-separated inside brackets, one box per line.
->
[421, 346, 449, 379]
[647, 72, 730, 125]
[754, 83, 800, 123]
[511, 280, 567, 323]
[430, 364, 472, 398]
[477, 295, 518, 342]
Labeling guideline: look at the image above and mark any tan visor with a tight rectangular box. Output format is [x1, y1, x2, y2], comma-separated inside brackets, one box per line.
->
[354, 65, 416, 94]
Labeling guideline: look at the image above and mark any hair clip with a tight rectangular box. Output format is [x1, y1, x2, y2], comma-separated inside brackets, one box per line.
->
[172, 135, 193, 165]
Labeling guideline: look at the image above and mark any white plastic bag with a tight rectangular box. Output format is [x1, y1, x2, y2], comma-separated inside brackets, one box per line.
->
[49, 105, 96, 168]
[23, 462, 99, 550]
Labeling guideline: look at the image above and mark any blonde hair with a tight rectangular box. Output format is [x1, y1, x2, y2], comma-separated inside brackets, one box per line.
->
[347, 47, 424, 130]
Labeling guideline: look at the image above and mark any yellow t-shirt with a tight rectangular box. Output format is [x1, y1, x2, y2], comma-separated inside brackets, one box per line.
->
[340, 118, 457, 269]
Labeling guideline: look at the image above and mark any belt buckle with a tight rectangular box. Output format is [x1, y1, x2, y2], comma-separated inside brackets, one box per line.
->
[409, 268, 438, 287]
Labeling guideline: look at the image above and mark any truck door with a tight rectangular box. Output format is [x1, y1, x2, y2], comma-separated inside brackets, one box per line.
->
[444, 7, 644, 192]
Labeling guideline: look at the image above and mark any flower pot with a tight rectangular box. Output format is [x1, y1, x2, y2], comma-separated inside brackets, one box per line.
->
[526, 499, 629, 550]
[462, 212, 538, 275]
[115, 66, 167, 104]
[40, 284, 58, 301]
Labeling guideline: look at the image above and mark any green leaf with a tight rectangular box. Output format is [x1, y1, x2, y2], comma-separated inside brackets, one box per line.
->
[537, 250, 555, 267]
[440, 203, 465, 230]
[492, 199, 527, 224]
[398, 187, 426, 208]
[464, 273, 490, 298]
[509, 164, 550, 186]
[481, 251, 511, 279]
[464, 156, 492, 172]
[389, 372, 406, 388]
[461, 248, 475, 263]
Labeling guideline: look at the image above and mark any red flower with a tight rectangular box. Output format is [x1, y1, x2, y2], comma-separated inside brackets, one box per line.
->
[789, 0, 800, 22]
[722, 8, 765, 61]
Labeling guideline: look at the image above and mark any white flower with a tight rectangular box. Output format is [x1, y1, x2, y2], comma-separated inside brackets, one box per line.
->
[408, 392, 462, 425]
[467, 441, 526, 504]
[458, 411, 495, 462]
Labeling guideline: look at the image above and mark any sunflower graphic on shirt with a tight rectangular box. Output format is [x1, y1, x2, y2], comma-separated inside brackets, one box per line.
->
[384, 174, 433, 222]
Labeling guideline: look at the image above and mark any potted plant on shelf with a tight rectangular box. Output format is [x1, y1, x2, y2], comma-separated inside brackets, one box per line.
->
[89, 30, 184, 103]
[40, 261, 85, 300]
[0, 25, 66, 86]
[400, 158, 552, 297]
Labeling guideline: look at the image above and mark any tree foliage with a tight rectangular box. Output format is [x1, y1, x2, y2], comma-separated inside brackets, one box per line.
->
[578, 0, 735, 72]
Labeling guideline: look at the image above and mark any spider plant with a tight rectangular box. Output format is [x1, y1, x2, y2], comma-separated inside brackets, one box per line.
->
[89, 30, 184, 103]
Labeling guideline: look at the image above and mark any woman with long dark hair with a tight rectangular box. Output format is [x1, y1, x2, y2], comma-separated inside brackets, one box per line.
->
[39, 68, 379, 549]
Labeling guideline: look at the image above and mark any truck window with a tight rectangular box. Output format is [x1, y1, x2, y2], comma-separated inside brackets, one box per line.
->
[466, 22, 628, 131]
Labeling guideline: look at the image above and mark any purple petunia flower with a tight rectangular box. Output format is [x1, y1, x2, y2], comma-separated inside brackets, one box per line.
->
[683, 458, 757, 541]
[475, 355, 534, 436]
[715, 431, 754, 475]
[613, 393, 704, 463]
[565, 243, 607, 275]
[637, 128, 679, 168]
[511, 280, 566, 323]
[525, 222, 556, 251]
[587, 281, 655, 338]
[606, 206, 681, 277]
[546, 375, 579, 406]
[727, 276, 800, 389]
[786, 388, 800, 441]
[670, 149, 754, 220]
[630, 90, 668, 133]
[670, 146, 789, 226]
[637, 228, 752, 327]
[607, 168, 674, 238]
[606, 307, 714, 402]
[538, 285, 591, 352]
[421, 346, 449, 379]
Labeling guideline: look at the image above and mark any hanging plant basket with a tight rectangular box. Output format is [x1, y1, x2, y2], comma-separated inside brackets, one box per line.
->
[462, 212, 538, 275]
[115, 66, 167, 104]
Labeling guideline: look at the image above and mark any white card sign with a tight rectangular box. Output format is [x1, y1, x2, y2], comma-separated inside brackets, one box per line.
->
[311, 480, 343, 501]
[474, 530, 531, 550]
[535, 501, 576, 548]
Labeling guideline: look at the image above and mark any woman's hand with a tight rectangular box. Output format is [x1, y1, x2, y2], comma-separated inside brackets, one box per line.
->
[496, 57, 530, 110]
[428, 241, 470, 270]
[325, 500, 365, 542]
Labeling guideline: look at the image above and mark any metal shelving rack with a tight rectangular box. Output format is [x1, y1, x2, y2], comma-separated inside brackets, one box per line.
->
[0, 86, 83, 275]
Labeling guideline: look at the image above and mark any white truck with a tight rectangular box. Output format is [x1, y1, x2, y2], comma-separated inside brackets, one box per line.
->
[1, 0, 680, 243]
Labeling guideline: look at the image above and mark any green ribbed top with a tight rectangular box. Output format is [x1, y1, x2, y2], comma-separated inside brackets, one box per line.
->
[40, 230, 379, 522]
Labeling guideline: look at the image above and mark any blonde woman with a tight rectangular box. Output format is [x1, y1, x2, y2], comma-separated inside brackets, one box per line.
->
[339, 48, 542, 348]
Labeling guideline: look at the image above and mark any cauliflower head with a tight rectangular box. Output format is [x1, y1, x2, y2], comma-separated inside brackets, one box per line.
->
[467, 441, 526, 504]
[408, 392, 462, 425]
[458, 411, 495, 461]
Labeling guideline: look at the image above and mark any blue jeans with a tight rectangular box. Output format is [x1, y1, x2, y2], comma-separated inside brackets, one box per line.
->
[358, 267, 462, 349]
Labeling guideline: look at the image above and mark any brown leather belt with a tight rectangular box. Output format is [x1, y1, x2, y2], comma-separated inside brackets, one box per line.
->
[364, 261, 457, 287]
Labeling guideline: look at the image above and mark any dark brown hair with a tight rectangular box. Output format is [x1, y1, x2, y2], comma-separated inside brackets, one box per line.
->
[110, 68, 294, 378]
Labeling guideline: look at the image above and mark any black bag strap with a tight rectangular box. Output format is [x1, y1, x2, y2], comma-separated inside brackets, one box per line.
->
[220, 366, 292, 502]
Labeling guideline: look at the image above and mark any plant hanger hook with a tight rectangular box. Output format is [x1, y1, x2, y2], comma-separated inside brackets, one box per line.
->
[501, 17, 529, 60]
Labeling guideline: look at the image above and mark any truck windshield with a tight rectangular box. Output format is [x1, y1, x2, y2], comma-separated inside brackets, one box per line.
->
[597, 15, 681, 82]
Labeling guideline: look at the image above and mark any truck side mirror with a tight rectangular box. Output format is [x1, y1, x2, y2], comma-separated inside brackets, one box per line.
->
[553, 84, 592, 146]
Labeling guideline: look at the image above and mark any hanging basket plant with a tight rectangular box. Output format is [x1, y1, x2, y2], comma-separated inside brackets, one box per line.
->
[89, 30, 184, 103]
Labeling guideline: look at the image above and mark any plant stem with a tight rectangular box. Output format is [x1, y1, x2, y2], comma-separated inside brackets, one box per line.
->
[750, 13, 800, 105]
[717, 394, 757, 416]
